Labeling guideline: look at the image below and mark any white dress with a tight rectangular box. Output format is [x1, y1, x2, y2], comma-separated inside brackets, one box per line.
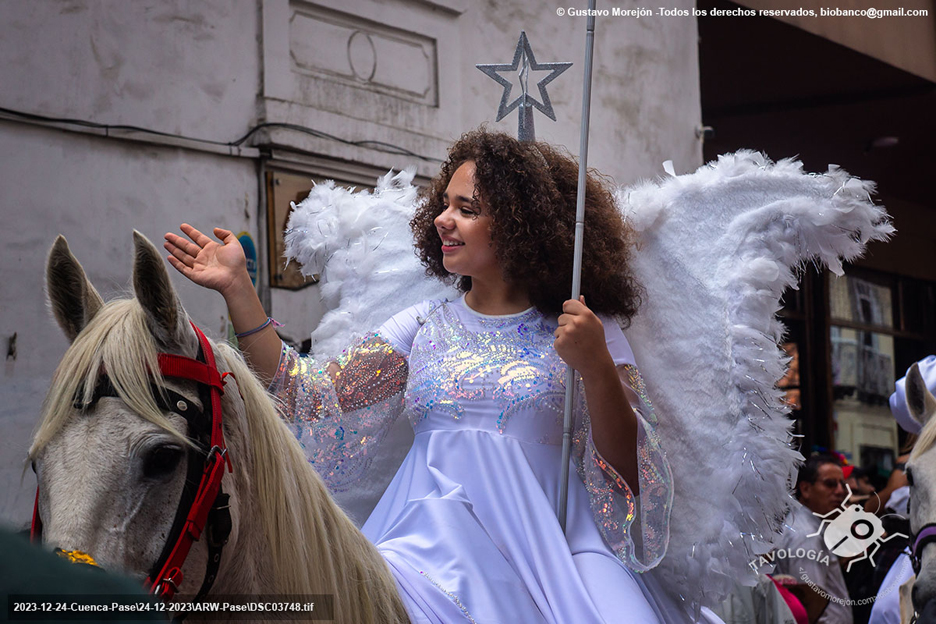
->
[271, 296, 705, 623]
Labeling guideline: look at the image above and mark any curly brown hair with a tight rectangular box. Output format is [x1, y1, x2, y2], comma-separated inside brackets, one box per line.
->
[411, 128, 643, 322]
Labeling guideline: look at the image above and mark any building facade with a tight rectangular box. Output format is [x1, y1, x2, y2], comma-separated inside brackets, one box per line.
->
[0, 0, 702, 526]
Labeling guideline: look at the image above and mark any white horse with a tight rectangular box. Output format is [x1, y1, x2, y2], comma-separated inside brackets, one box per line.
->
[904, 362, 936, 614]
[30, 232, 410, 623]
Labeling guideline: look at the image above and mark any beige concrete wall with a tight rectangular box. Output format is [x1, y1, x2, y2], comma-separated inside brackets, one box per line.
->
[257, 0, 703, 182]
[0, 121, 257, 527]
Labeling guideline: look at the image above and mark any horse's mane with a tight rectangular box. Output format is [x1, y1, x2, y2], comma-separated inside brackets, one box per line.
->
[912, 413, 936, 461]
[31, 298, 408, 623]
[214, 341, 408, 622]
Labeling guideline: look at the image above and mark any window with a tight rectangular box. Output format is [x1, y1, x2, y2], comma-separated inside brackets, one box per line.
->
[827, 269, 936, 485]
[780, 267, 935, 473]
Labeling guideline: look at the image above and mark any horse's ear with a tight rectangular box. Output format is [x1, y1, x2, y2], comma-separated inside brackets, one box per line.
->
[132, 230, 197, 355]
[906, 362, 936, 429]
[46, 235, 105, 342]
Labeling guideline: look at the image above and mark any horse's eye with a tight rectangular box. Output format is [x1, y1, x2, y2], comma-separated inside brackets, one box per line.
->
[142, 446, 184, 481]
[906, 466, 914, 487]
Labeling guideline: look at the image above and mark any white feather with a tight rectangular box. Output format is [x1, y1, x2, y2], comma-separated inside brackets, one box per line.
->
[284, 169, 456, 360]
[621, 150, 893, 608]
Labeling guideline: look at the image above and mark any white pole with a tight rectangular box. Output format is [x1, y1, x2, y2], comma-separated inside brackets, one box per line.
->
[558, 0, 597, 532]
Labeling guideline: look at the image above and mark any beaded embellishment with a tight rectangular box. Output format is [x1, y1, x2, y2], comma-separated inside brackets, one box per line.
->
[572, 363, 673, 571]
[419, 571, 478, 623]
[404, 302, 567, 433]
[269, 335, 407, 491]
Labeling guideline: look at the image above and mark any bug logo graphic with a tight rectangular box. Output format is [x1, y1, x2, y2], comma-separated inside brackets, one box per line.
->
[809, 484, 908, 572]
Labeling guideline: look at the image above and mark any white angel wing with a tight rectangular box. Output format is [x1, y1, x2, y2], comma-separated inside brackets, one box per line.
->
[284, 168, 455, 361]
[619, 150, 894, 608]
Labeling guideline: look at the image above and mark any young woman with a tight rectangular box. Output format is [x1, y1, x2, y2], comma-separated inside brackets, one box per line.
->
[165, 129, 684, 623]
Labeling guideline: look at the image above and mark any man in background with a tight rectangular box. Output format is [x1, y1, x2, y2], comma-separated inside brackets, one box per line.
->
[774, 453, 853, 624]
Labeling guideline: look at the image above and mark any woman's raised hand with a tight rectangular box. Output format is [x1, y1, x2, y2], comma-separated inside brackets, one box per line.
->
[164, 224, 248, 297]
[164, 224, 280, 383]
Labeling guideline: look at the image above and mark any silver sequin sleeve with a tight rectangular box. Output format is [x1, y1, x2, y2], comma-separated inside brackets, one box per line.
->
[573, 363, 674, 572]
[268, 334, 408, 492]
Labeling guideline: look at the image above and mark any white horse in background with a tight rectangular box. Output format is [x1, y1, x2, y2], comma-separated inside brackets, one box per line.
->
[904, 362, 936, 615]
[30, 232, 409, 623]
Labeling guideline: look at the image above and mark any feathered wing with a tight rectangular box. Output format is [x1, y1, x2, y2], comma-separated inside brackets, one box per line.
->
[618, 151, 894, 608]
[284, 169, 456, 361]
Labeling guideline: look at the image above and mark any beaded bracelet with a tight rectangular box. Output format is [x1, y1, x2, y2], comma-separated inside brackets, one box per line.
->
[234, 317, 282, 339]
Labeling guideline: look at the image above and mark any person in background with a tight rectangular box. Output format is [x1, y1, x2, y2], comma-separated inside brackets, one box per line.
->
[846, 467, 875, 507]
[841, 465, 881, 623]
[774, 452, 853, 624]
[711, 574, 803, 624]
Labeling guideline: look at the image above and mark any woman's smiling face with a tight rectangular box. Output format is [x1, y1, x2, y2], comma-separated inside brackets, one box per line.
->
[434, 161, 500, 282]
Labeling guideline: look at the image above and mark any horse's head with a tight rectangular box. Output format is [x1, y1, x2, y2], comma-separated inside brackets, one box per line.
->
[31, 232, 411, 621]
[30, 232, 251, 595]
[904, 362, 936, 610]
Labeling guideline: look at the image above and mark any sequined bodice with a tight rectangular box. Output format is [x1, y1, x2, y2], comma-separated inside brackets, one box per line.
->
[403, 301, 569, 443]
[272, 296, 672, 578]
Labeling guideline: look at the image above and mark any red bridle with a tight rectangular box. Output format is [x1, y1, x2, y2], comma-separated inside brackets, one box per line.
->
[31, 322, 233, 601]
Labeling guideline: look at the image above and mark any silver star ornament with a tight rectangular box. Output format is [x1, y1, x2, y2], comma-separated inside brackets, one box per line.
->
[476, 31, 572, 142]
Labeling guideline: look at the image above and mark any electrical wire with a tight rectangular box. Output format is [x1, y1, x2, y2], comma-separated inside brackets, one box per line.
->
[0, 106, 443, 163]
